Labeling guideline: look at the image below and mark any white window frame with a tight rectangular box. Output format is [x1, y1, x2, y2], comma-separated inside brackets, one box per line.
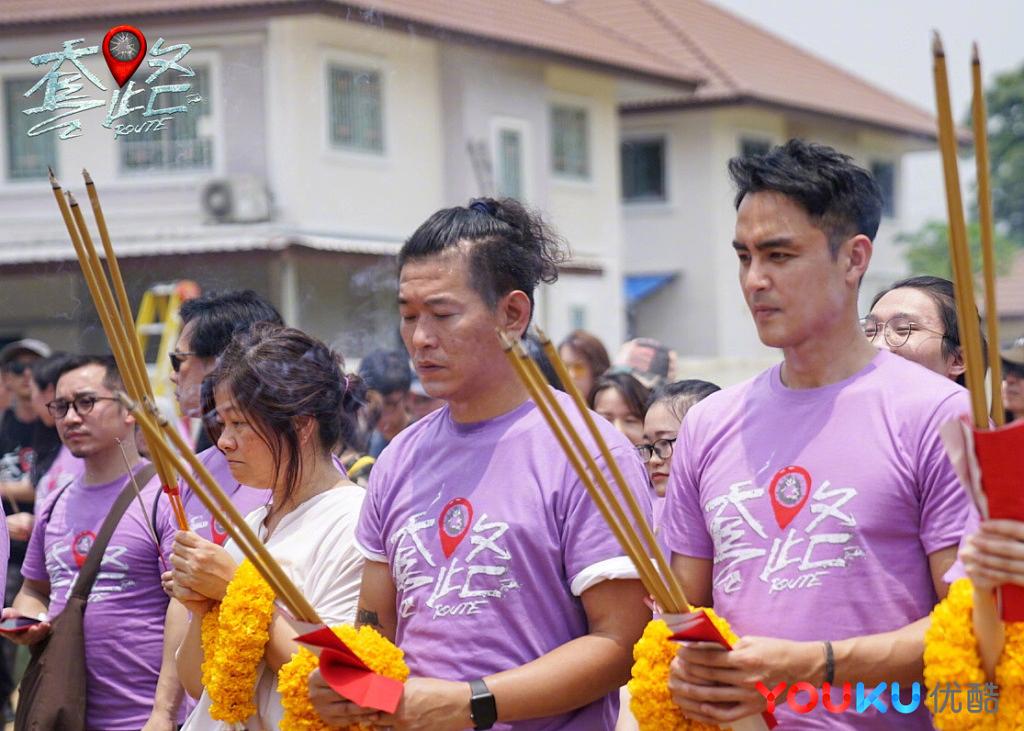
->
[548, 92, 595, 186]
[321, 47, 391, 166]
[114, 50, 224, 180]
[490, 116, 532, 201]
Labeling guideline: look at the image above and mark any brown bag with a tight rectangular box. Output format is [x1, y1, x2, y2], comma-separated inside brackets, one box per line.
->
[15, 464, 157, 731]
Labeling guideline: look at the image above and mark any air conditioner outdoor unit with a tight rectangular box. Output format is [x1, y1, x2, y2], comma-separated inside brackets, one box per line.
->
[201, 176, 271, 223]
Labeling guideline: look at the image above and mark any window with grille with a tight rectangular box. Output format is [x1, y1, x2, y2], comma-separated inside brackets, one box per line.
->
[622, 138, 666, 202]
[119, 65, 212, 172]
[329, 65, 384, 154]
[551, 104, 589, 179]
[4, 77, 57, 180]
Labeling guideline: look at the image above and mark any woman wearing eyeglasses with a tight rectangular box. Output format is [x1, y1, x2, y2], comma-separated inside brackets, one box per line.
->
[638, 380, 720, 503]
[865, 275, 985, 385]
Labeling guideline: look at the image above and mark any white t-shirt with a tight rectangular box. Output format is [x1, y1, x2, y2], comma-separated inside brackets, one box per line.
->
[183, 484, 366, 730]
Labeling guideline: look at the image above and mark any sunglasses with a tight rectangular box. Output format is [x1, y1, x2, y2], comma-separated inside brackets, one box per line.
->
[3, 361, 32, 376]
[169, 351, 198, 373]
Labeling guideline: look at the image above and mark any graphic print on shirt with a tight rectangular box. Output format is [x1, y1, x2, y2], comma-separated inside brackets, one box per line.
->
[389, 495, 519, 620]
[0, 445, 33, 481]
[46, 539, 138, 602]
[706, 465, 863, 595]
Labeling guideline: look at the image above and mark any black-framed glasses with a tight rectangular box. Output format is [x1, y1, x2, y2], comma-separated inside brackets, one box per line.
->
[860, 316, 948, 349]
[46, 395, 120, 419]
[636, 438, 677, 463]
[169, 351, 198, 373]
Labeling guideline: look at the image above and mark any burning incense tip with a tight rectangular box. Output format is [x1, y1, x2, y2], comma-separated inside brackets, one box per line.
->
[932, 31, 945, 57]
[533, 326, 552, 346]
[972, 41, 980, 64]
[48, 167, 58, 188]
[496, 329, 514, 350]
[66, 191, 78, 206]
[83, 169, 94, 184]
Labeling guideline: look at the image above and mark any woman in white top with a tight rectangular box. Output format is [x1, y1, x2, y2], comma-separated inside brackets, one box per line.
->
[170, 323, 367, 730]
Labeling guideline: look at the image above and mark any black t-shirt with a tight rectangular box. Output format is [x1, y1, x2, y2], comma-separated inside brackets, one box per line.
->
[0, 408, 44, 562]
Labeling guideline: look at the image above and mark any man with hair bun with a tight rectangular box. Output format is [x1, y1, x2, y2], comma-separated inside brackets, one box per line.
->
[663, 140, 971, 729]
[310, 198, 652, 730]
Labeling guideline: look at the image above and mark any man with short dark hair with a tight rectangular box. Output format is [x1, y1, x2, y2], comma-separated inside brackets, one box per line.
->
[5, 355, 183, 730]
[663, 140, 970, 729]
[358, 349, 413, 457]
[310, 198, 651, 730]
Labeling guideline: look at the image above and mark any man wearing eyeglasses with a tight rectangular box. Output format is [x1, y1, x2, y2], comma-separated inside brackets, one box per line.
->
[5, 355, 184, 730]
[662, 140, 971, 730]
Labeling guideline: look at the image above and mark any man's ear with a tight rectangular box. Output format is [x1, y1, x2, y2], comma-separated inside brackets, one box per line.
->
[844, 234, 873, 286]
[498, 290, 533, 338]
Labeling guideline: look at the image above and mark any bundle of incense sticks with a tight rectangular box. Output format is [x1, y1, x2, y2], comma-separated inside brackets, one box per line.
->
[931, 35, 1001, 427]
[498, 328, 689, 614]
[48, 170, 320, 624]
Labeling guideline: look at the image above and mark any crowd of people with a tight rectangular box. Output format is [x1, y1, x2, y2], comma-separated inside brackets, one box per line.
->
[0, 138, 1022, 730]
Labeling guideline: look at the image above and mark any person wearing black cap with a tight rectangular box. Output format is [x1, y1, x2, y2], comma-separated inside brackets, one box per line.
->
[0, 337, 50, 722]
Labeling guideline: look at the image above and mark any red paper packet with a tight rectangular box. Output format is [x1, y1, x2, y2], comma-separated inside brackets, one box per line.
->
[294, 626, 404, 713]
[667, 610, 778, 729]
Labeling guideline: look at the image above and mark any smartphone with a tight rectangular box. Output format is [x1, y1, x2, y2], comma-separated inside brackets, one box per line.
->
[0, 617, 42, 633]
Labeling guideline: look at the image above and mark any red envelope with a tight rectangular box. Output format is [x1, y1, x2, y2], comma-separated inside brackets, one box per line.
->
[972, 420, 1024, 622]
[669, 610, 778, 729]
[295, 626, 404, 713]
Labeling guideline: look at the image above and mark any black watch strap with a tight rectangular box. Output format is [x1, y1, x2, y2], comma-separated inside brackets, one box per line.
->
[469, 678, 498, 730]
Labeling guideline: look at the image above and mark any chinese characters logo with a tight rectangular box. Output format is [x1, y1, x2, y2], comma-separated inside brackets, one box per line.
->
[23, 25, 201, 140]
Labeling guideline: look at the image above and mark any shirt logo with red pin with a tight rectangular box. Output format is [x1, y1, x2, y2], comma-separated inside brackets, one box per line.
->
[438, 497, 473, 559]
[72, 530, 96, 568]
[769, 465, 811, 530]
[210, 517, 228, 546]
[102, 25, 147, 87]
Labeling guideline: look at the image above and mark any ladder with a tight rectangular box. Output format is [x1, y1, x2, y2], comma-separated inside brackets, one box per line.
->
[136, 281, 201, 399]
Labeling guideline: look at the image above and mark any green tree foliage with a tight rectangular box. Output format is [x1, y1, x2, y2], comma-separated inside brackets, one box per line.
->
[898, 219, 1016, 279]
[979, 62, 1024, 243]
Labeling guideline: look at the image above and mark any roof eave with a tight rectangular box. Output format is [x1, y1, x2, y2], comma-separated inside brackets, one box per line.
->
[621, 93, 944, 146]
[0, 0, 703, 91]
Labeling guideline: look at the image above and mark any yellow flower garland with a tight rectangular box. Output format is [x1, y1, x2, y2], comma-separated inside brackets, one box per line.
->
[628, 609, 738, 731]
[200, 559, 277, 723]
[278, 624, 410, 731]
[924, 578, 1024, 729]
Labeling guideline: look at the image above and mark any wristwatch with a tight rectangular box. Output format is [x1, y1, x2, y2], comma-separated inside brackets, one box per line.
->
[469, 678, 498, 730]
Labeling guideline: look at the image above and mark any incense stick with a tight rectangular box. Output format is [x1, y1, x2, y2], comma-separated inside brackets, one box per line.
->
[501, 335, 674, 610]
[116, 437, 169, 573]
[932, 33, 989, 429]
[971, 44, 1005, 426]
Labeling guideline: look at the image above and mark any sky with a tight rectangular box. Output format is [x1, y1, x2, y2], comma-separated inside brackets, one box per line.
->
[709, 0, 1024, 230]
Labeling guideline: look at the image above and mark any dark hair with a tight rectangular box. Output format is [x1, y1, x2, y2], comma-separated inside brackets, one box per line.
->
[870, 275, 987, 386]
[201, 324, 365, 504]
[31, 352, 72, 390]
[179, 290, 283, 358]
[590, 371, 650, 420]
[648, 379, 721, 421]
[358, 349, 412, 396]
[398, 198, 568, 321]
[55, 354, 123, 392]
[558, 330, 611, 387]
[728, 139, 883, 255]
[524, 333, 564, 391]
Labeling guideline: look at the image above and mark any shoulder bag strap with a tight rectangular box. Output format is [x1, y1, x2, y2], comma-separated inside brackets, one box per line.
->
[69, 464, 157, 600]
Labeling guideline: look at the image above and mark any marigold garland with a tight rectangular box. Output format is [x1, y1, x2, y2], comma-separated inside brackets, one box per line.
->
[200, 559, 277, 724]
[278, 624, 410, 731]
[628, 608, 738, 731]
[924, 578, 1024, 729]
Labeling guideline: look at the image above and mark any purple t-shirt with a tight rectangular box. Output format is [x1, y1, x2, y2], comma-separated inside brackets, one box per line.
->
[662, 350, 970, 730]
[23, 464, 176, 731]
[179, 446, 271, 545]
[33, 444, 83, 510]
[356, 393, 652, 731]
